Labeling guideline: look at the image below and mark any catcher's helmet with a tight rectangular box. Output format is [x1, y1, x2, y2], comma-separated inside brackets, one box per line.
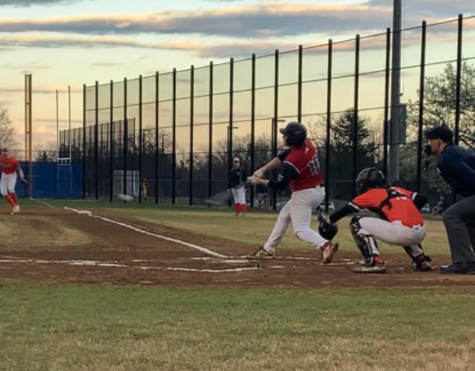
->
[318, 221, 338, 241]
[279, 122, 307, 146]
[355, 167, 386, 195]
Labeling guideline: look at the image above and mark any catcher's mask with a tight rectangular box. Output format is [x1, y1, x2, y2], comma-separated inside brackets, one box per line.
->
[355, 167, 386, 195]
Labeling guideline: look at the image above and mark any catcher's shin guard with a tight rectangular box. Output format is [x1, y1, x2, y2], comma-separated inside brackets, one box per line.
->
[350, 216, 382, 266]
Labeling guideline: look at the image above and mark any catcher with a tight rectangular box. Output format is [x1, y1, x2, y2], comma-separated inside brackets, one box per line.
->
[246, 121, 339, 263]
[320, 167, 433, 273]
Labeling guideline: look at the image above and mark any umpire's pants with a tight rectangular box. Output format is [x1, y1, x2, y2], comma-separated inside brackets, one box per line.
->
[443, 195, 475, 263]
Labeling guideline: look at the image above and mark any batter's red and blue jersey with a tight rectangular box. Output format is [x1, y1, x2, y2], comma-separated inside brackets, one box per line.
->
[270, 139, 323, 192]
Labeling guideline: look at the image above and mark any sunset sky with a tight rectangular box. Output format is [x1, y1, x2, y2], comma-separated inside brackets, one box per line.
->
[0, 0, 474, 154]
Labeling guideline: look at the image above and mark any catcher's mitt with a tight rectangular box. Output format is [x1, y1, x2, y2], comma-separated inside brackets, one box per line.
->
[316, 208, 338, 240]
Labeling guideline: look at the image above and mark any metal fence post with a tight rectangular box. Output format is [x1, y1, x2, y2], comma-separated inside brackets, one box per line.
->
[250, 54, 256, 208]
[139, 75, 143, 204]
[172, 69, 177, 204]
[228, 58, 234, 208]
[82, 84, 86, 198]
[324, 40, 333, 212]
[189, 66, 194, 206]
[454, 14, 463, 145]
[272, 49, 279, 211]
[383, 28, 391, 178]
[208, 62, 213, 202]
[352, 35, 360, 199]
[155, 72, 159, 204]
[123, 77, 128, 202]
[298, 45, 303, 123]
[94, 81, 99, 200]
[109, 80, 114, 202]
[416, 21, 427, 193]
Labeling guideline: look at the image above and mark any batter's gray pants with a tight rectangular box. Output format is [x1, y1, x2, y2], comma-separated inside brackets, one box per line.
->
[443, 195, 475, 263]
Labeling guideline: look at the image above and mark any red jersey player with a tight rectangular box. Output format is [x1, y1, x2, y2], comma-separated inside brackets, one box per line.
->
[246, 122, 339, 263]
[0, 148, 27, 214]
[322, 167, 432, 273]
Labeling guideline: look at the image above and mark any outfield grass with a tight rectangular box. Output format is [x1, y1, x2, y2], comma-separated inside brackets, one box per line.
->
[26, 198, 451, 256]
[1, 280, 474, 371]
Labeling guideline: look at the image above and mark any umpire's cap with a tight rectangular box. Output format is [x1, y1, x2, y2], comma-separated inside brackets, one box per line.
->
[426, 125, 453, 143]
[279, 122, 307, 146]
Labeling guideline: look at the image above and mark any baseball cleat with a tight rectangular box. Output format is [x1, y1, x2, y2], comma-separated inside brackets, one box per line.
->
[412, 255, 433, 272]
[247, 246, 275, 260]
[353, 262, 387, 274]
[12, 205, 20, 213]
[321, 241, 339, 264]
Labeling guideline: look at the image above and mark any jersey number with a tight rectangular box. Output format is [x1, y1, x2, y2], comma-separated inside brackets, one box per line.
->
[308, 155, 321, 175]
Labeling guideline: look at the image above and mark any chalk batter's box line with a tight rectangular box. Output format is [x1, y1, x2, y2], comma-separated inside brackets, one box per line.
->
[0, 259, 284, 273]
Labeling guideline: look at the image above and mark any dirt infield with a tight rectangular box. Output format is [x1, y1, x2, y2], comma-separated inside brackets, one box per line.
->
[0, 205, 473, 289]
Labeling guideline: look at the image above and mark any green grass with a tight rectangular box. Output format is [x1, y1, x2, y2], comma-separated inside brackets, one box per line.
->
[1, 280, 475, 371]
[26, 198, 451, 256]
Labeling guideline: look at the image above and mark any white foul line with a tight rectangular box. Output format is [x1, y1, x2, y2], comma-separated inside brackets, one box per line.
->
[60, 206, 229, 259]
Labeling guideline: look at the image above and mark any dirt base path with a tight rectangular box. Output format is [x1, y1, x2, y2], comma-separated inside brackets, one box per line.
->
[0, 206, 472, 289]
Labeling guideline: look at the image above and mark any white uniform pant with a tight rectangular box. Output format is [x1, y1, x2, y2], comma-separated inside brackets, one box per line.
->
[0, 173, 17, 196]
[264, 186, 326, 254]
[358, 217, 426, 257]
[231, 187, 246, 205]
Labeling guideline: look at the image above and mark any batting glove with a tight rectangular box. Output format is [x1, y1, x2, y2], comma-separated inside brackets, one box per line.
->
[247, 176, 260, 185]
[253, 168, 265, 178]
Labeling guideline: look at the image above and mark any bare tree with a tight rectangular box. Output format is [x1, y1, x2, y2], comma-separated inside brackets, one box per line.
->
[0, 106, 19, 151]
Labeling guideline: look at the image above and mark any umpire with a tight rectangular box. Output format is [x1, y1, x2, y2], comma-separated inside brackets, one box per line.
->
[425, 125, 475, 274]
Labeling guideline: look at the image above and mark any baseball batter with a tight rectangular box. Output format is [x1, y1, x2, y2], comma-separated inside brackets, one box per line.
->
[0, 148, 27, 214]
[229, 157, 247, 216]
[322, 167, 432, 273]
[246, 122, 339, 263]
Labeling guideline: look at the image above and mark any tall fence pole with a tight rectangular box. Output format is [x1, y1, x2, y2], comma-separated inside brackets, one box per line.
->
[228, 57, 234, 208]
[298, 45, 303, 123]
[172, 69, 177, 204]
[155, 72, 159, 204]
[139, 75, 143, 204]
[454, 14, 463, 145]
[352, 35, 360, 198]
[109, 80, 114, 202]
[123, 77, 128, 202]
[453, 14, 464, 205]
[82, 84, 86, 198]
[272, 49, 279, 211]
[208, 62, 214, 203]
[383, 28, 391, 178]
[189, 66, 194, 206]
[416, 21, 427, 193]
[250, 54, 256, 208]
[389, 0, 402, 182]
[324, 40, 333, 212]
[94, 81, 99, 200]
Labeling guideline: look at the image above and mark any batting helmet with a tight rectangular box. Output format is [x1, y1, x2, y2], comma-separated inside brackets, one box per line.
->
[318, 221, 339, 241]
[279, 122, 307, 146]
[355, 167, 386, 195]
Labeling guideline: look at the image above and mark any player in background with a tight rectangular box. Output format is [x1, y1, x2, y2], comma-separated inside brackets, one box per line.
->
[142, 178, 149, 202]
[0, 148, 27, 214]
[229, 157, 248, 216]
[321, 167, 432, 273]
[246, 122, 339, 263]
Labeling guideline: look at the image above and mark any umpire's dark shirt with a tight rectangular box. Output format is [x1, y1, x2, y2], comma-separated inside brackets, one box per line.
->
[438, 143, 475, 198]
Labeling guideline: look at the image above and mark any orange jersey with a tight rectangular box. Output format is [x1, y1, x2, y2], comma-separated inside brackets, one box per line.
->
[0, 156, 19, 175]
[350, 187, 423, 228]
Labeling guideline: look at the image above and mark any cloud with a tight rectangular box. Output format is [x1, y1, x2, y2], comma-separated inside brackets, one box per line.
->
[0, 0, 81, 6]
[0, 85, 82, 94]
[0, 2, 466, 39]
[367, 0, 475, 17]
[0, 62, 50, 70]
[91, 62, 123, 67]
